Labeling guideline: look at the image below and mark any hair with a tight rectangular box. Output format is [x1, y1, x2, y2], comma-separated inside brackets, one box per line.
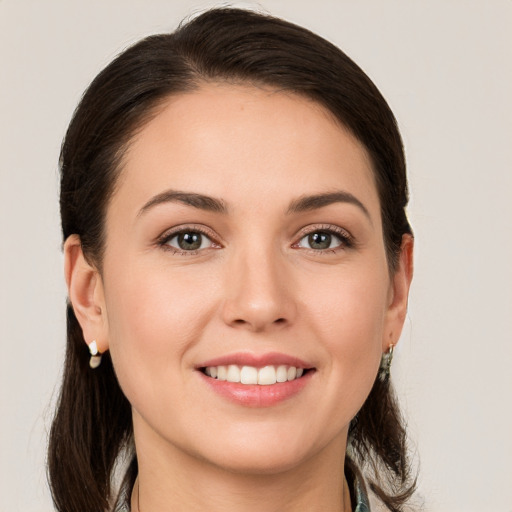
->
[48, 7, 415, 512]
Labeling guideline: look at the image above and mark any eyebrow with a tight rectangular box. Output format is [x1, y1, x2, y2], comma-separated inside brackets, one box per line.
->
[286, 191, 371, 221]
[138, 188, 370, 221]
[138, 190, 228, 216]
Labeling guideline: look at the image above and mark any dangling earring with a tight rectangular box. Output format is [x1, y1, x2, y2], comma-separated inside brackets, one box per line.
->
[88, 340, 102, 369]
[378, 344, 394, 382]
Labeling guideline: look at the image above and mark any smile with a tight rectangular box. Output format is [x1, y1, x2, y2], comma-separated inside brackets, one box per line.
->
[197, 353, 315, 406]
[202, 364, 305, 385]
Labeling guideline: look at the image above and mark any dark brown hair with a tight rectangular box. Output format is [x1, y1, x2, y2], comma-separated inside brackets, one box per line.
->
[49, 8, 415, 511]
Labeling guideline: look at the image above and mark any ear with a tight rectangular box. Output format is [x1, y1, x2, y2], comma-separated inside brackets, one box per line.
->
[383, 234, 414, 351]
[64, 234, 109, 354]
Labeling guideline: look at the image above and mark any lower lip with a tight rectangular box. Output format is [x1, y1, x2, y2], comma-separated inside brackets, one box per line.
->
[199, 371, 313, 407]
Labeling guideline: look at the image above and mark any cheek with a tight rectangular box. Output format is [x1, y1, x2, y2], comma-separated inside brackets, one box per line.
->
[303, 269, 388, 389]
[306, 269, 389, 341]
[102, 261, 218, 402]
[106, 258, 213, 339]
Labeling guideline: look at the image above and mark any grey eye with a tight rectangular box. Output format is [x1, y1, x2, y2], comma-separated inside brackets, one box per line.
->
[298, 231, 342, 250]
[167, 231, 212, 251]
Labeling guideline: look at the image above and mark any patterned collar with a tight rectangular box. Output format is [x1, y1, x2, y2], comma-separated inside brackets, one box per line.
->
[345, 457, 372, 512]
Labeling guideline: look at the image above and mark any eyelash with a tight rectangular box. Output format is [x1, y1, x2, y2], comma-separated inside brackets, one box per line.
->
[157, 224, 354, 256]
[293, 224, 354, 254]
[157, 225, 219, 255]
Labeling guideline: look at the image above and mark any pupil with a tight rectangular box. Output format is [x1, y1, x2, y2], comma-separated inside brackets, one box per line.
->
[178, 232, 202, 250]
[309, 232, 331, 249]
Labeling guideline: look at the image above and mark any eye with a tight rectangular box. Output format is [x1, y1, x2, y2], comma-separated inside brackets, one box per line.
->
[159, 228, 218, 254]
[298, 231, 340, 250]
[295, 227, 353, 252]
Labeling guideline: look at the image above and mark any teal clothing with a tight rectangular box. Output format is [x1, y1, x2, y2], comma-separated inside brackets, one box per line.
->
[345, 458, 372, 512]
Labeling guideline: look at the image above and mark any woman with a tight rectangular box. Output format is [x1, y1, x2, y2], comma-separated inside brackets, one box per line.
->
[48, 8, 416, 512]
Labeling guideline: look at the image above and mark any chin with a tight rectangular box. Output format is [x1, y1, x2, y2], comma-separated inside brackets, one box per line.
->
[187, 426, 341, 477]
[205, 447, 310, 476]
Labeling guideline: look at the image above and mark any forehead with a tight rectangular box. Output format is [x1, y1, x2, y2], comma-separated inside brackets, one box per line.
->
[114, 83, 380, 220]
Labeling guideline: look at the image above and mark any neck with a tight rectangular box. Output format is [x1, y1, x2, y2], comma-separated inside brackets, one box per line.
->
[131, 433, 352, 512]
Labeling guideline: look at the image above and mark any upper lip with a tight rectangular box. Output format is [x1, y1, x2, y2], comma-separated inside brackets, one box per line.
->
[196, 352, 314, 369]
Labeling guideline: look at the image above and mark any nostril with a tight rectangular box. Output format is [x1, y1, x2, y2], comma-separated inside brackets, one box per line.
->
[226, 314, 289, 331]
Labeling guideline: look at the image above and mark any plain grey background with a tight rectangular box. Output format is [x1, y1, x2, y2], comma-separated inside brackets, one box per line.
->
[1, 1, 511, 511]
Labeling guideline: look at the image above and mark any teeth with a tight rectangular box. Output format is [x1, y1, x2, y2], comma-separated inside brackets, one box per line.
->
[226, 365, 240, 383]
[258, 365, 276, 385]
[240, 366, 258, 384]
[217, 365, 227, 381]
[276, 365, 288, 383]
[204, 364, 306, 385]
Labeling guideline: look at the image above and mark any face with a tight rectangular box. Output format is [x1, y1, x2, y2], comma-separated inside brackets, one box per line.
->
[90, 84, 408, 475]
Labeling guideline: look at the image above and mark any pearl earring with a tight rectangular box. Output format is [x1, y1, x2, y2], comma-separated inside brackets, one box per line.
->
[88, 340, 102, 369]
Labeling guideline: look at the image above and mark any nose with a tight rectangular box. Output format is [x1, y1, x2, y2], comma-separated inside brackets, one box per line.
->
[221, 244, 297, 333]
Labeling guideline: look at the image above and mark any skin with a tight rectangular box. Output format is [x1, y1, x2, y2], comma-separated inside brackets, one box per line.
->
[65, 84, 413, 512]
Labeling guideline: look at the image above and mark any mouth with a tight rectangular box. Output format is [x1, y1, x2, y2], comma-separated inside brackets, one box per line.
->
[200, 364, 312, 385]
[196, 353, 315, 406]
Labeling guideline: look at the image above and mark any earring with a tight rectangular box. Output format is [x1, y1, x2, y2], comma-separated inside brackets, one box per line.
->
[378, 344, 394, 382]
[88, 340, 102, 369]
